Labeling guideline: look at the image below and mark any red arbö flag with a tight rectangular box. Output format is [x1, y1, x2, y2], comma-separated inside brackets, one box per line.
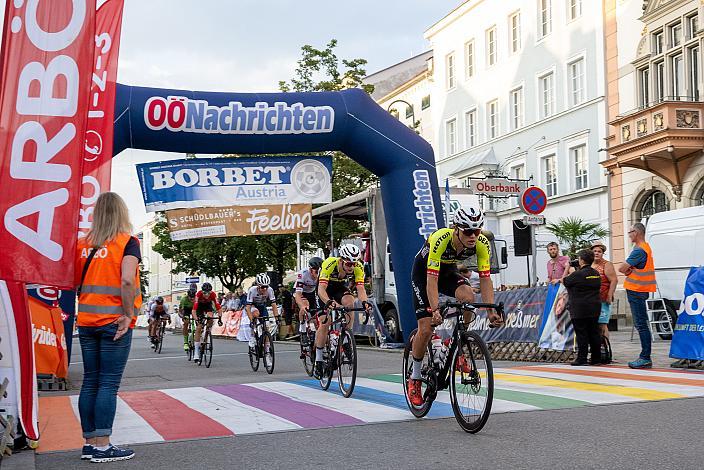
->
[79, 0, 125, 234]
[0, 0, 96, 288]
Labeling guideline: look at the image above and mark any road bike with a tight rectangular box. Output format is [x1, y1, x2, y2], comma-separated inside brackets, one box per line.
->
[185, 314, 197, 361]
[299, 307, 319, 376]
[316, 305, 368, 398]
[152, 317, 169, 354]
[196, 313, 222, 368]
[248, 316, 278, 374]
[402, 300, 504, 433]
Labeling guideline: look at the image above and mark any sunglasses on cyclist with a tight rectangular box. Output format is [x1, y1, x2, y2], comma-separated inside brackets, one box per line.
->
[342, 260, 355, 267]
[258, 284, 269, 289]
[460, 228, 482, 237]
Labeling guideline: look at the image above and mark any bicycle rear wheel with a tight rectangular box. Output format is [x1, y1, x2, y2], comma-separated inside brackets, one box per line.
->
[402, 329, 434, 418]
[449, 331, 493, 433]
[157, 323, 165, 354]
[337, 330, 357, 398]
[262, 331, 275, 374]
[204, 330, 214, 368]
[249, 333, 260, 372]
[301, 332, 314, 376]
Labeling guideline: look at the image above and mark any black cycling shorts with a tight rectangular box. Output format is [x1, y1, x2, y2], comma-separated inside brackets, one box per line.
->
[411, 256, 466, 320]
[318, 282, 354, 306]
[300, 291, 319, 311]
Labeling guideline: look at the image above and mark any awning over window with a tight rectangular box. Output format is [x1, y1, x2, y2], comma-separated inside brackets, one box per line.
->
[448, 147, 499, 177]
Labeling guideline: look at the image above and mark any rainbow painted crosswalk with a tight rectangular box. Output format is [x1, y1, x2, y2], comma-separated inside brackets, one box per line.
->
[37, 364, 704, 453]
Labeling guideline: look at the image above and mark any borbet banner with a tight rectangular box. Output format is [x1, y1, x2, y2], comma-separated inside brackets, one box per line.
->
[136, 156, 332, 212]
[166, 204, 312, 241]
[0, 0, 96, 287]
[78, 0, 125, 238]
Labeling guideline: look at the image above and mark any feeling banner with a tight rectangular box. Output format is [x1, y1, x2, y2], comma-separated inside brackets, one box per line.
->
[166, 204, 312, 240]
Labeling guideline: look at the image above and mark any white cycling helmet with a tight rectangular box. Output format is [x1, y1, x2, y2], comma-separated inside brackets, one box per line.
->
[339, 243, 361, 262]
[453, 206, 484, 230]
[255, 273, 271, 287]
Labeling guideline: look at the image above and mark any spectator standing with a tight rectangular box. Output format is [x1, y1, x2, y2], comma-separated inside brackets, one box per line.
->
[546, 242, 570, 284]
[563, 250, 602, 366]
[278, 284, 295, 339]
[75, 192, 140, 462]
[591, 241, 618, 339]
[619, 223, 657, 369]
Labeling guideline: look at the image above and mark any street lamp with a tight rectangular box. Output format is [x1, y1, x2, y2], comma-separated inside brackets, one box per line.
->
[387, 99, 417, 129]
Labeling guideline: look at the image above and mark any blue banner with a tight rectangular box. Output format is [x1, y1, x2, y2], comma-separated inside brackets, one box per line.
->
[670, 267, 704, 360]
[436, 287, 547, 343]
[136, 155, 332, 212]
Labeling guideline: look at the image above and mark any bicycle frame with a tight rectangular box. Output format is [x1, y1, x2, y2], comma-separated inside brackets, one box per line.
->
[424, 301, 503, 393]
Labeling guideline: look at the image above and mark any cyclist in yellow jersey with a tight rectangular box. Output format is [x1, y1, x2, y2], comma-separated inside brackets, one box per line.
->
[314, 243, 372, 378]
[407, 206, 503, 406]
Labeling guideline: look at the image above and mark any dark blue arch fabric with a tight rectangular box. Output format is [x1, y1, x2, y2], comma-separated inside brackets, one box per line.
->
[113, 84, 443, 340]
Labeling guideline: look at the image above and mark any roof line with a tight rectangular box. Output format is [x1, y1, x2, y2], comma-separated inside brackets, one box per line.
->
[365, 50, 432, 80]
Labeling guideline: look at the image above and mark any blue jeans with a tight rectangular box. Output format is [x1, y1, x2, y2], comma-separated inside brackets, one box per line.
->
[78, 322, 132, 438]
[627, 290, 651, 360]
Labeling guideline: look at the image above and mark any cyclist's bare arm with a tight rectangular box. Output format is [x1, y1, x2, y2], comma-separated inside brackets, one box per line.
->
[425, 274, 442, 324]
[317, 283, 332, 307]
[271, 302, 279, 318]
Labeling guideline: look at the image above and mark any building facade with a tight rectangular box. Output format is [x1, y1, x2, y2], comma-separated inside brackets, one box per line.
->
[425, 0, 610, 284]
[603, 0, 704, 263]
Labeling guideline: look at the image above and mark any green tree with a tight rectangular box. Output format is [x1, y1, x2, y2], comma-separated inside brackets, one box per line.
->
[151, 216, 267, 290]
[545, 217, 610, 258]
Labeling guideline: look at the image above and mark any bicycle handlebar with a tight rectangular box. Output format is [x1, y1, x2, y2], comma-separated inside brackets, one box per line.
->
[440, 301, 505, 326]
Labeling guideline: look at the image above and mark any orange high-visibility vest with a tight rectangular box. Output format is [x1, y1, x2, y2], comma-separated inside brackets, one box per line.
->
[623, 241, 657, 293]
[76, 233, 142, 328]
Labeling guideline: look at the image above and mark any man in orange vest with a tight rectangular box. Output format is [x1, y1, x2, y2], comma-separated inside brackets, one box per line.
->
[619, 222, 657, 369]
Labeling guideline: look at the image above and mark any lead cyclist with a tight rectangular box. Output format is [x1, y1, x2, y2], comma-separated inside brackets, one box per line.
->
[407, 206, 504, 406]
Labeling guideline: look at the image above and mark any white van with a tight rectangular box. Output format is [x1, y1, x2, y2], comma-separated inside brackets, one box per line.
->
[645, 205, 704, 337]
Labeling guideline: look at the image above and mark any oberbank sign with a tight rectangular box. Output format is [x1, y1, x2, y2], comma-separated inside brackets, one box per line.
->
[137, 156, 332, 212]
[144, 96, 335, 135]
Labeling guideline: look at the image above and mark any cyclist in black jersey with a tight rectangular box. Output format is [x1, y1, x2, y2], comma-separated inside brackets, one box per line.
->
[407, 206, 503, 406]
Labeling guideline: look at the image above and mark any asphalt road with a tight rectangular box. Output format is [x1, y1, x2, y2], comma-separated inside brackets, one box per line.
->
[29, 330, 704, 470]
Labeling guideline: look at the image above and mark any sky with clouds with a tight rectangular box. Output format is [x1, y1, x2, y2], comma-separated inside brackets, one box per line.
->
[3, 0, 461, 229]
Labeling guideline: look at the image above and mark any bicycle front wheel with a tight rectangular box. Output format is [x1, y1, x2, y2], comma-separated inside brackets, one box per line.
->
[319, 344, 332, 390]
[157, 324, 165, 354]
[204, 331, 214, 368]
[337, 330, 357, 398]
[262, 331, 275, 374]
[301, 332, 314, 376]
[249, 334, 260, 372]
[449, 331, 493, 433]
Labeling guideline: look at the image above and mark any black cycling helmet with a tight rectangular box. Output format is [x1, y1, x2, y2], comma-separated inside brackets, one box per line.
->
[156, 296, 164, 304]
[201, 282, 212, 293]
[187, 289, 196, 298]
[308, 256, 323, 270]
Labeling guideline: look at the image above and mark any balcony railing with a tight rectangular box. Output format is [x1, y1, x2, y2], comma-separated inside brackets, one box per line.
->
[610, 98, 704, 146]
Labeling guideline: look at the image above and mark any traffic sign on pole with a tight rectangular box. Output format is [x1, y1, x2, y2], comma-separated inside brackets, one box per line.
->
[520, 187, 548, 215]
[523, 215, 546, 225]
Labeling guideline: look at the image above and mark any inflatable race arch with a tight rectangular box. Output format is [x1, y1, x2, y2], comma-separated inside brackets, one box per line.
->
[112, 85, 444, 340]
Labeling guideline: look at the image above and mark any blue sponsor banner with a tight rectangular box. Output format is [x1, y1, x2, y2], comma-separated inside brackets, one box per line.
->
[670, 267, 704, 360]
[437, 287, 547, 343]
[136, 155, 332, 212]
[27, 286, 76, 363]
